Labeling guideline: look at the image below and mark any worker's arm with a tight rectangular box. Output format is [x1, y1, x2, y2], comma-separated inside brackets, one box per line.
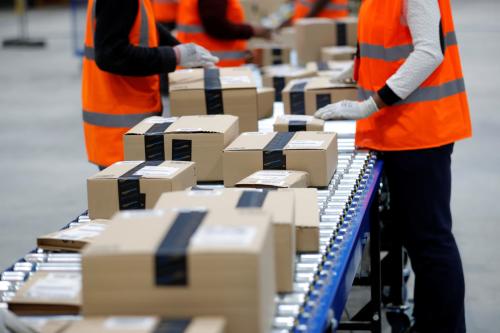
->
[157, 23, 180, 47]
[94, 0, 177, 76]
[306, 0, 331, 18]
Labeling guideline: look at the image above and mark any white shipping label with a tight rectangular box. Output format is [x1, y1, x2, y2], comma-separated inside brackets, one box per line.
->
[282, 115, 314, 121]
[174, 127, 204, 132]
[144, 116, 177, 124]
[287, 140, 325, 149]
[251, 171, 291, 179]
[26, 273, 81, 300]
[56, 224, 107, 240]
[220, 76, 252, 85]
[134, 166, 179, 177]
[191, 225, 256, 248]
[104, 317, 157, 331]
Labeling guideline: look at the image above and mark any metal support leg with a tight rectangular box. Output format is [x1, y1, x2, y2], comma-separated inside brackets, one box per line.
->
[369, 190, 382, 333]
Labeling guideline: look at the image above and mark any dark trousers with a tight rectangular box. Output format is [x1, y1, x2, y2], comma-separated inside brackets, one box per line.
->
[381, 144, 465, 333]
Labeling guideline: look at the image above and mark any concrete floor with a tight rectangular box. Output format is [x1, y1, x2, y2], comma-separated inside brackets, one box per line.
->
[0, 1, 499, 331]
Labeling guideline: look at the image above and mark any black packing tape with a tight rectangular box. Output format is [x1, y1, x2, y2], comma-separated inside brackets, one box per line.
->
[316, 61, 330, 71]
[155, 211, 206, 286]
[272, 48, 283, 65]
[290, 81, 307, 115]
[337, 22, 347, 46]
[117, 161, 162, 211]
[153, 319, 191, 333]
[263, 132, 295, 170]
[288, 120, 307, 132]
[316, 94, 332, 109]
[144, 122, 174, 160]
[172, 139, 192, 161]
[237, 190, 269, 208]
[204, 68, 224, 115]
[273, 77, 286, 102]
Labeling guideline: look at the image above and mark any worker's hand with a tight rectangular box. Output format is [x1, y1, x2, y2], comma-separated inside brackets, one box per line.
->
[253, 26, 273, 39]
[314, 97, 379, 120]
[174, 43, 219, 68]
[333, 62, 354, 83]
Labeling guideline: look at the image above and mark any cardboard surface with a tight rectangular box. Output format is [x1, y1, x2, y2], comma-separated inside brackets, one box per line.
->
[262, 65, 316, 102]
[235, 170, 309, 189]
[285, 188, 320, 252]
[321, 46, 357, 61]
[306, 60, 354, 79]
[257, 87, 275, 119]
[37, 222, 108, 252]
[274, 115, 325, 132]
[250, 44, 292, 67]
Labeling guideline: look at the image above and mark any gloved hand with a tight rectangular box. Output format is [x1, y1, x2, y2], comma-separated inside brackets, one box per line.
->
[314, 97, 379, 120]
[252, 26, 273, 39]
[333, 62, 354, 82]
[174, 43, 219, 68]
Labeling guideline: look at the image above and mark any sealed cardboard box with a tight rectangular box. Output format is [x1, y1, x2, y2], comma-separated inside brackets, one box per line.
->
[169, 68, 258, 132]
[82, 209, 275, 333]
[87, 160, 196, 219]
[251, 44, 291, 67]
[37, 222, 108, 252]
[8, 271, 81, 315]
[262, 65, 316, 102]
[235, 170, 309, 188]
[63, 317, 225, 333]
[306, 60, 353, 79]
[274, 115, 325, 132]
[289, 188, 320, 252]
[224, 131, 338, 187]
[154, 189, 295, 292]
[321, 45, 356, 61]
[282, 77, 357, 115]
[257, 87, 275, 119]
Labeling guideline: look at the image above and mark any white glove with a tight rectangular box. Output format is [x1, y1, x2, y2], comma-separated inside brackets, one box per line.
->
[333, 62, 354, 82]
[314, 97, 379, 120]
[174, 43, 219, 68]
[0, 309, 39, 333]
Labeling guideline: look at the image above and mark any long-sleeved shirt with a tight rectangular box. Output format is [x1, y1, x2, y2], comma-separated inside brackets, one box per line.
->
[94, 0, 180, 77]
[198, 0, 254, 40]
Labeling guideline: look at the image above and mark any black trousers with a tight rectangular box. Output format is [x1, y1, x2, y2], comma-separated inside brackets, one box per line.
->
[381, 144, 465, 333]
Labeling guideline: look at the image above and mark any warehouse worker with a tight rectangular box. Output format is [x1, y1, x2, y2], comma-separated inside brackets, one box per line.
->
[293, 0, 349, 20]
[152, 0, 179, 31]
[315, 0, 471, 332]
[176, 0, 272, 67]
[82, 0, 218, 169]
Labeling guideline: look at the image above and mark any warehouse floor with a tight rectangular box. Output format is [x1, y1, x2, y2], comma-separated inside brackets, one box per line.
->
[0, 1, 499, 331]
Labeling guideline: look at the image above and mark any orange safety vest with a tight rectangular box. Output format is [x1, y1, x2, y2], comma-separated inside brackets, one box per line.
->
[176, 0, 248, 67]
[293, 0, 349, 21]
[152, 0, 178, 24]
[355, 0, 472, 151]
[81, 0, 162, 167]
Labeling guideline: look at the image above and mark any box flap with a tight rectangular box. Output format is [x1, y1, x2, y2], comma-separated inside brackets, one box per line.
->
[166, 115, 237, 134]
[126, 116, 178, 135]
[284, 131, 336, 151]
[224, 132, 275, 151]
[169, 67, 256, 92]
[89, 161, 193, 180]
[90, 161, 143, 180]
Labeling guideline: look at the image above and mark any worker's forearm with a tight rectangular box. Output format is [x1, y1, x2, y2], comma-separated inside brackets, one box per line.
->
[157, 23, 180, 47]
[198, 0, 254, 40]
[307, 0, 331, 18]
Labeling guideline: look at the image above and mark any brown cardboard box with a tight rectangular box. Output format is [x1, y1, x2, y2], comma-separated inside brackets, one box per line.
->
[257, 87, 275, 119]
[82, 209, 275, 333]
[282, 77, 357, 116]
[296, 17, 358, 65]
[169, 68, 258, 132]
[321, 46, 357, 61]
[154, 189, 295, 292]
[63, 317, 225, 333]
[224, 131, 338, 187]
[274, 115, 325, 132]
[235, 170, 309, 188]
[250, 44, 292, 67]
[37, 222, 108, 252]
[8, 272, 81, 315]
[87, 160, 196, 219]
[272, 26, 296, 49]
[262, 65, 316, 102]
[289, 188, 320, 252]
[306, 60, 353, 79]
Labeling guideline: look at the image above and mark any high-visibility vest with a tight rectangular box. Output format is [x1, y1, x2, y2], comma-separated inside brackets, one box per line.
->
[152, 0, 178, 24]
[355, 0, 472, 151]
[176, 0, 248, 67]
[81, 0, 162, 167]
[293, 0, 349, 21]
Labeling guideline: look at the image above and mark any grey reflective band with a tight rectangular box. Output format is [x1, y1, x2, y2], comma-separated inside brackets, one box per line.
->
[358, 78, 466, 105]
[176, 24, 205, 33]
[139, 1, 149, 47]
[298, 0, 348, 11]
[360, 31, 458, 62]
[211, 51, 247, 60]
[84, 46, 95, 60]
[83, 110, 161, 128]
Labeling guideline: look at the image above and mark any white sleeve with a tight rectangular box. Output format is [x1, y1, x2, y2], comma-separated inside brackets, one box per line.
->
[385, 0, 443, 100]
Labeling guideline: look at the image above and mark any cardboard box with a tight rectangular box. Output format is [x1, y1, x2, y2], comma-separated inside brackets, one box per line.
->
[321, 45, 356, 61]
[169, 68, 258, 132]
[251, 44, 292, 67]
[37, 222, 108, 252]
[282, 77, 357, 116]
[272, 26, 296, 49]
[274, 115, 325, 132]
[224, 131, 338, 187]
[63, 317, 225, 333]
[82, 209, 275, 333]
[8, 271, 81, 315]
[257, 87, 275, 119]
[262, 65, 316, 102]
[306, 60, 353, 79]
[87, 160, 196, 219]
[154, 189, 296, 292]
[296, 17, 358, 65]
[235, 170, 309, 188]
[289, 188, 320, 252]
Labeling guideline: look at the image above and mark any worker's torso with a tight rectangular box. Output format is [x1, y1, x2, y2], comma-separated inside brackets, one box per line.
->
[355, 0, 472, 151]
[176, 0, 247, 67]
[82, 0, 161, 167]
[152, 0, 178, 24]
[293, 0, 349, 21]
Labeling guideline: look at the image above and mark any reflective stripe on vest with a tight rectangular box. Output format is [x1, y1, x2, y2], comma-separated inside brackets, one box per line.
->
[176, 24, 204, 33]
[297, 0, 349, 11]
[83, 110, 161, 128]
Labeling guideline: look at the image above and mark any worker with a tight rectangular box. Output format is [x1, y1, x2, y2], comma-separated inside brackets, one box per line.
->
[82, 0, 218, 169]
[176, 0, 272, 67]
[315, 0, 471, 332]
[152, 0, 179, 31]
[293, 0, 349, 21]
